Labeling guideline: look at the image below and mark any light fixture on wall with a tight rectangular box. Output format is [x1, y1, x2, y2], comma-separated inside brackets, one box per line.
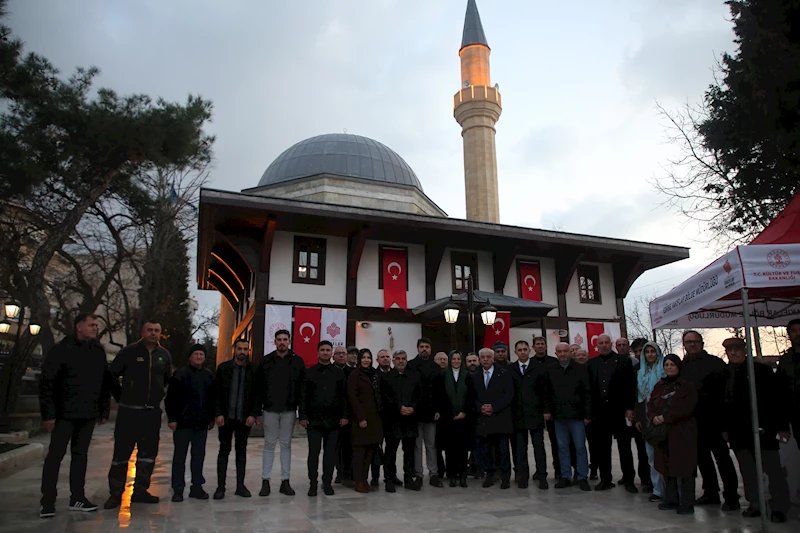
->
[0, 321, 10, 334]
[4, 302, 20, 320]
[28, 324, 41, 336]
[479, 305, 497, 327]
[443, 303, 460, 324]
[360, 322, 371, 329]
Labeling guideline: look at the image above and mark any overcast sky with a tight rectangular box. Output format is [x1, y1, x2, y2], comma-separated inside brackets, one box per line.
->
[7, 0, 738, 342]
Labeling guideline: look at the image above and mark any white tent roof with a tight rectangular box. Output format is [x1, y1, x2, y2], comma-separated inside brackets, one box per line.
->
[650, 244, 800, 329]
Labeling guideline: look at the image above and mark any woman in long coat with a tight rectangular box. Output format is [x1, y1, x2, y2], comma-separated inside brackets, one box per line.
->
[440, 350, 471, 487]
[347, 349, 383, 493]
[635, 341, 666, 502]
[647, 353, 698, 515]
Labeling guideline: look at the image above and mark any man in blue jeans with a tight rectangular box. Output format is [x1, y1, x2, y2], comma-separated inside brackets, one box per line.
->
[256, 330, 306, 497]
[543, 342, 592, 491]
[165, 344, 215, 502]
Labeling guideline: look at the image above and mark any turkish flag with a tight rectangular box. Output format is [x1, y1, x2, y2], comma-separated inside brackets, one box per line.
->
[519, 262, 542, 302]
[293, 306, 321, 368]
[586, 322, 605, 358]
[483, 311, 511, 349]
[382, 248, 408, 311]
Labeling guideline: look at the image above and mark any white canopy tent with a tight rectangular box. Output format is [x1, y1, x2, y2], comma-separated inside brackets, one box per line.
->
[649, 198, 800, 531]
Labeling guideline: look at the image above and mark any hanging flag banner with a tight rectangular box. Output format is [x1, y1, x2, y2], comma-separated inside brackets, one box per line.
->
[519, 262, 542, 302]
[568, 321, 588, 352]
[293, 306, 321, 368]
[320, 307, 347, 348]
[264, 304, 293, 356]
[603, 322, 621, 346]
[586, 322, 605, 358]
[484, 311, 511, 349]
[382, 247, 408, 311]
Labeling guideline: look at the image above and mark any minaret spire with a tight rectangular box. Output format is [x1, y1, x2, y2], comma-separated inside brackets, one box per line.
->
[454, 0, 502, 223]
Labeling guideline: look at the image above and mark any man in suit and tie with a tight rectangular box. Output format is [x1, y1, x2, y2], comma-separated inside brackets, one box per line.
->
[587, 334, 638, 493]
[468, 347, 514, 489]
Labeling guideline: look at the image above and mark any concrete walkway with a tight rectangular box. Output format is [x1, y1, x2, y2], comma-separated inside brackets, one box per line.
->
[0, 422, 796, 532]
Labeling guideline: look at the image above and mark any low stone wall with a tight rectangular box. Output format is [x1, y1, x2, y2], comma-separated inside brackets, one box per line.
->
[0, 442, 43, 478]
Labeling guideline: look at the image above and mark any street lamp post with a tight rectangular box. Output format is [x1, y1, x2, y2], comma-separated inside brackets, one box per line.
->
[442, 275, 497, 356]
[0, 302, 41, 433]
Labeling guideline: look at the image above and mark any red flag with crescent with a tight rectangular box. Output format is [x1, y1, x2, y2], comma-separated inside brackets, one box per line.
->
[382, 248, 407, 311]
[586, 321, 605, 358]
[293, 306, 321, 368]
[483, 311, 511, 349]
[519, 262, 542, 302]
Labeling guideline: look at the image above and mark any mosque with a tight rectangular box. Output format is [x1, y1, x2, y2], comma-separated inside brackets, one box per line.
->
[197, 0, 688, 365]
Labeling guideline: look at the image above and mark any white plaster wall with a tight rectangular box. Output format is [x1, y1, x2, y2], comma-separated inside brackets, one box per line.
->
[435, 249, 493, 300]
[502, 256, 559, 317]
[565, 262, 618, 319]
[268, 231, 347, 306]
[356, 241, 426, 309]
[355, 321, 422, 363]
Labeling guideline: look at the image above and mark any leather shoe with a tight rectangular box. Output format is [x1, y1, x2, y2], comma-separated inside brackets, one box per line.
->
[459, 474, 468, 488]
[623, 482, 639, 494]
[430, 475, 443, 488]
[578, 480, 591, 492]
[234, 486, 251, 498]
[770, 511, 787, 523]
[482, 477, 495, 488]
[385, 481, 396, 493]
[594, 481, 615, 491]
[721, 501, 740, 511]
[742, 507, 761, 518]
[308, 483, 318, 497]
[259, 480, 270, 497]
[279, 480, 295, 496]
[554, 478, 569, 489]
[370, 478, 379, 487]
[171, 492, 183, 502]
[403, 477, 420, 491]
[500, 480, 510, 489]
[695, 493, 721, 506]
[658, 502, 679, 511]
[189, 487, 209, 500]
[213, 488, 225, 500]
[677, 507, 695, 515]
[103, 496, 121, 510]
[130, 491, 159, 504]
[538, 477, 549, 490]
[323, 483, 335, 496]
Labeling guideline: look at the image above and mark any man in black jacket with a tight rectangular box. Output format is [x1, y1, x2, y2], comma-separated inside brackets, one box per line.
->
[407, 337, 444, 488]
[468, 347, 514, 489]
[213, 338, 259, 500]
[587, 334, 637, 493]
[543, 342, 592, 492]
[299, 341, 348, 497]
[39, 313, 112, 518]
[165, 344, 215, 502]
[530, 336, 562, 483]
[681, 330, 740, 510]
[509, 340, 549, 489]
[104, 320, 172, 509]
[776, 319, 800, 452]
[332, 345, 354, 486]
[722, 337, 790, 523]
[381, 349, 422, 492]
[256, 329, 306, 497]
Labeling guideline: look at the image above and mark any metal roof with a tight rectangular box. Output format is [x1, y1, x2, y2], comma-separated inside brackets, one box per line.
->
[461, 0, 489, 51]
[256, 133, 423, 191]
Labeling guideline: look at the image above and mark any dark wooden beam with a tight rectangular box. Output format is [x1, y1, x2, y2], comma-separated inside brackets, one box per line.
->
[612, 257, 645, 299]
[554, 248, 585, 295]
[347, 226, 370, 280]
[259, 218, 277, 273]
[616, 298, 627, 338]
[493, 245, 520, 294]
[424, 243, 446, 302]
[231, 302, 256, 344]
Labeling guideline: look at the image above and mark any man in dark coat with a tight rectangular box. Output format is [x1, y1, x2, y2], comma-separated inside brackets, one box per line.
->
[165, 344, 215, 502]
[543, 342, 592, 491]
[407, 337, 444, 487]
[39, 313, 112, 518]
[617, 337, 651, 490]
[587, 334, 637, 493]
[212, 338, 260, 500]
[493, 341, 511, 368]
[777, 318, 800, 452]
[509, 340, 549, 489]
[105, 320, 172, 509]
[299, 341, 348, 497]
[722, 337, 790, 524]
[381, 349, 422, 492]
[468, 347, 514, 489]
[332, 345, 355, 486]
[530, 336, 562, 482]
[680, 330, 740, 510]
[255, 329, 306, 497]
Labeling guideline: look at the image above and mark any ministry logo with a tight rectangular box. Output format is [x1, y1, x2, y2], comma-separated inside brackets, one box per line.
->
[767, 249, 791, 269]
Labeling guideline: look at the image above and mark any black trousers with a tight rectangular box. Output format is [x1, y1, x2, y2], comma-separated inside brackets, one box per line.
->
[371, 439, 384, 481]
[384, 435, 416, 481]
[352, 445, 374, 483]
[478, 434, 511, 482]
[41, 418, 96, 505]
[665, 476, 696, 511]
[217, 419, 251, 489]
[513, 428, 548, 480]
[631, 426, 652, 485]
[593, 413, 635, 484]
[697, 426, 739, 503]
[336, 425, 353, 481]
[734, 448, 790, 514]
[172, 428, 208, 491]
[108, 407, 162, 496]
[442, 420, 470, 478]
[307, 428, 339, 484]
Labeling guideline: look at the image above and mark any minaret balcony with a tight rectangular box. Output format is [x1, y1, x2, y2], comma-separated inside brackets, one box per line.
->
[453, 85, 502, 110]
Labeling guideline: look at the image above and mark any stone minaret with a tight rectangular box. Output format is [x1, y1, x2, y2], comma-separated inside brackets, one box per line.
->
[454, 0, 502, 223]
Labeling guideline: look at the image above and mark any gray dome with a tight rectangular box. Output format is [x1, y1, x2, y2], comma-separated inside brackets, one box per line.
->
[257, 134, 423, 191]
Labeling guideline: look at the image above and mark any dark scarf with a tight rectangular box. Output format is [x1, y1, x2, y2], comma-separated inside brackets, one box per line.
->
[663, 353, 683, 383]
[444, 366, 467, 414]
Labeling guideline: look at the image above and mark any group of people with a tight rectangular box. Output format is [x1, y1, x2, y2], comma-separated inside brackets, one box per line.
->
[37, 313, 800, 526]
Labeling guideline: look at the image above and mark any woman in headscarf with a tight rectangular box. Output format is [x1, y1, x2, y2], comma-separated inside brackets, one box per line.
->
[346, 349, 383, 493]
[439, 350, 470, 487]
[647, 353, 698, 516]
[634, 341, 666, 502]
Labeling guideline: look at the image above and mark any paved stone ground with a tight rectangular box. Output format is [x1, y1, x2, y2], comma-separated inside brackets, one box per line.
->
[0, 422, 797, 533]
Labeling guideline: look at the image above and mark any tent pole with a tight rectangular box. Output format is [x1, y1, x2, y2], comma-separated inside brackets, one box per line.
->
[741, 288, 769, 533]
[752, 326, 763, 359]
